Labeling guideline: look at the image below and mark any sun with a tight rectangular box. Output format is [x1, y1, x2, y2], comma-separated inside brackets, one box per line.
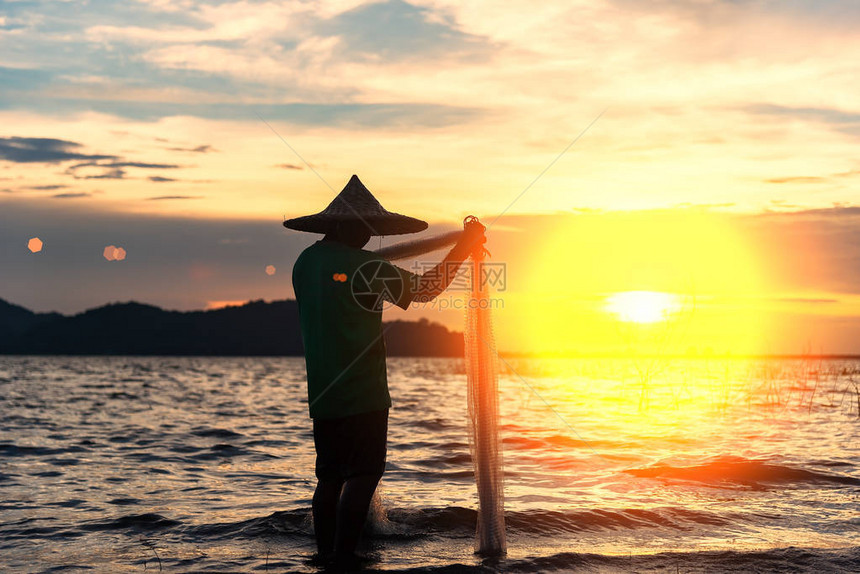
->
[605, 291, 680, 324]
[514, 211, 769, 356]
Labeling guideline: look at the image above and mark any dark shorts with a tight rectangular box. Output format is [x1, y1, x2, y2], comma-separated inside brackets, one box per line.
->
[312, 408, 389, 481]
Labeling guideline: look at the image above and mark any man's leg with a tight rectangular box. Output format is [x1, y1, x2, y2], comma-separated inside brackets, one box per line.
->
[332, 408, 388, 563]
[312, 477, 343, 557]
[333, 473, 382, 559]
[312, 416, 343, 559]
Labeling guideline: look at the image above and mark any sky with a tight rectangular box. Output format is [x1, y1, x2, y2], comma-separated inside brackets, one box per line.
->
[2, 0, 860, 354]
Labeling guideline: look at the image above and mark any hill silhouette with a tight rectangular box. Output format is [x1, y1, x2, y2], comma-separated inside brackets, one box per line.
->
[0, 298, 463, 357]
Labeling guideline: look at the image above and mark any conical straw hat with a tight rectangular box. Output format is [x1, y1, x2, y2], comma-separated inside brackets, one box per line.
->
[283, 175, 428, 236]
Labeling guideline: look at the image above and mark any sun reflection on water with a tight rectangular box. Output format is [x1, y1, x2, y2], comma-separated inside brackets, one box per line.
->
[0, 356, 856, 570]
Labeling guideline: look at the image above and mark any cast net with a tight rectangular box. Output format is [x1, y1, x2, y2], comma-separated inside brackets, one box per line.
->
[464, 244, 507, 556]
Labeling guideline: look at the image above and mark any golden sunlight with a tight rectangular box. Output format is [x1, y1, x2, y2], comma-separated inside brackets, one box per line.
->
[515, 211, 769, 356]
[605, 291, 680, 324]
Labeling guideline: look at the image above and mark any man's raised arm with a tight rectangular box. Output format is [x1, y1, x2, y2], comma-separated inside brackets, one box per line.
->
[412, 220, 486, 303]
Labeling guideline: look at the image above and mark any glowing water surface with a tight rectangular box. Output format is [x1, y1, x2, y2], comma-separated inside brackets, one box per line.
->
[0, 356, 857, 572]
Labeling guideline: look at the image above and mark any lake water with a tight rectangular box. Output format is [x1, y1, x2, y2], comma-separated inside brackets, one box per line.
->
[1, 356, 858, 572]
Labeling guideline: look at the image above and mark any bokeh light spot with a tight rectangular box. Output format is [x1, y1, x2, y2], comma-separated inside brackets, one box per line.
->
[27, 237, 43, 253]
[103, 245, 127, 261]
[266, 265, 276, 276]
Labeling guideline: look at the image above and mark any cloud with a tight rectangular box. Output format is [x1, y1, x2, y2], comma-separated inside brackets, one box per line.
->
[764, 169, 860, 185]
[742, 206, 860, 294]
[102, 161, 181, 169]
[0, 136, 187, 187]
[0, 97, 483, 126]
[0, 15, 31, 32]
[0, 1, 488, 126]
[674, 202, 737, 209]
[754, 205, 860, 219]
[609, 0, 860, 29]
[320, 0, 493, 62]
[145, 195, 203, 200]
[65, 159, 182, 180]
[756, 1, 860, 28]
[0, 137, 115, 164]
[28, 184, 69, 191]
[743, 104, 860, 138]
[167, 144, 216, 153]
[73, 168, 126, 180]
[52, 192, 92, 199]
[148, 176, 177, 183]
[1, 184, 72, 193]
[833, 170, 860, 178]
[275, 163, 304, 170]
[766, 176, 827, 184]
[2, 0, 859, 221]
[0, 66, 53, 91]
[745, 104, 860, 123]
[774, 297, 838, 304]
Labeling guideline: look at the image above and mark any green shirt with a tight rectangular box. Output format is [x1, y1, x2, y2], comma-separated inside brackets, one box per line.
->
[292, 240, 419, 419]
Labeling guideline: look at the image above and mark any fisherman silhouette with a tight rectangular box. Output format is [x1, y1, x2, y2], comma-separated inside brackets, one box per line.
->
[286, 175, 485, 569]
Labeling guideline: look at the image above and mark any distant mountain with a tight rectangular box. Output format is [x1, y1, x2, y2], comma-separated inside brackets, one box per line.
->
[0, 299, 64, 340]
[0, 299, 464, 357]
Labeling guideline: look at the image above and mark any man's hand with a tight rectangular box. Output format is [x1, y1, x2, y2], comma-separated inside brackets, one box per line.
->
[412, 217, 487, 303]
[455, 217, 487, 256]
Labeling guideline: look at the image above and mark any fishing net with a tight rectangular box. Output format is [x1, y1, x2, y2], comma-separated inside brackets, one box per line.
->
[464, 248, 507, 556]
[372, 219, 506, 554]
[373, 230, 462, 261]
